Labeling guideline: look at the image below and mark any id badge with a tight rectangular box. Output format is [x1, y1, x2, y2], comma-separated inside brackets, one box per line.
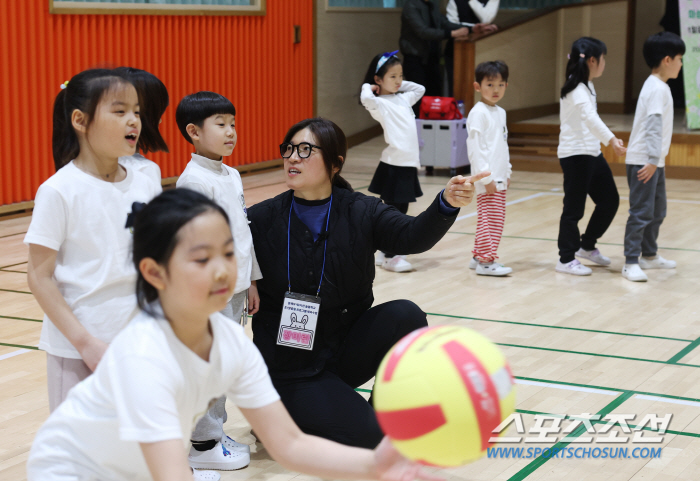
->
[277, 292, 320, 350]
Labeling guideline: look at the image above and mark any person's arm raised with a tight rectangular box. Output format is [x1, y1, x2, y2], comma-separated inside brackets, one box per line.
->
[241, 401, 443, 481]
[372, 172, 490, 256]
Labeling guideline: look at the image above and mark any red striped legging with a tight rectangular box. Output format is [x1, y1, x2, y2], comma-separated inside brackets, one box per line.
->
[472, 191, 507, 263]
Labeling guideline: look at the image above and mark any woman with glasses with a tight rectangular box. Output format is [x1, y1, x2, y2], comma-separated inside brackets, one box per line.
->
[247, 118, 489, 450]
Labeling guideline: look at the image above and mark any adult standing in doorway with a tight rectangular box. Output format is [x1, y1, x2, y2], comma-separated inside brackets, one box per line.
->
[400, 0, 471, 112]
[248, 118, 489, 449]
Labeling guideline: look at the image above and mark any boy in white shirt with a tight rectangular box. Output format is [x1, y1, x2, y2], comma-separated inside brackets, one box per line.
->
[622, 32, 685, 282]
[467, 61, 513, 276]
[175, 91, 262, 470]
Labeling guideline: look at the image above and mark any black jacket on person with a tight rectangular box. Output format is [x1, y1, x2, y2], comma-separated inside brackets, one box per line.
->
[248, 187, 458, 379]
[400, 0, 464, 63]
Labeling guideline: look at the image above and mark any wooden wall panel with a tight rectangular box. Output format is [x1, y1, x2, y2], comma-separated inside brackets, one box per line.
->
[0, 0, 313, 205]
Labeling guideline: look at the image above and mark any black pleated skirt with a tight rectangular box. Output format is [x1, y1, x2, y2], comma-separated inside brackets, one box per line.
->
[368, 162, 423, 204]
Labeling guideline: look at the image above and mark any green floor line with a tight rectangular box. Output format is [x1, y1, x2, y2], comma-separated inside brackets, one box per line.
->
[356, 388, 372, 393]
[0, 288, 32, 295]
[0, 231, 26, 239]
[0, 315, 42, 322]
[0, 269, 28, 274]
[508, 392, 634, 481]
[447, 231, 700, 253]
[668, 336, 700, 363]
[498, 342, 700, 368]
[426, 312, 692, 343]
[516, 375, 700, 404]
[0, 342, 38, 350]
[0, 261, 28, 270]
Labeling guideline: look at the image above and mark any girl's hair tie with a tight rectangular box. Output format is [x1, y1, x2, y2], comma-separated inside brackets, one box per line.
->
[59, 80, 69, 90]
[567, 54, 570, 59]
[580, 53, 586, 58]
[376, 50, 399, 73]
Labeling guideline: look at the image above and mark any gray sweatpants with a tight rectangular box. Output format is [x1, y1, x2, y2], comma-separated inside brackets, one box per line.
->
[190, 290, 247, 442]
[47, 353, 92, 413]
[624, 165, 667, 263]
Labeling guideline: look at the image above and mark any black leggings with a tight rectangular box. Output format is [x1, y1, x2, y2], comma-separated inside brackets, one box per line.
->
[271, 300, 428, 449]
[558, 154, 620, 263]
[383, 202, 408, 258]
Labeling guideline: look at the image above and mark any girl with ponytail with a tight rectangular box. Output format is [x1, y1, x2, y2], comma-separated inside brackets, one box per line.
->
[26, 68, 161, 412]
[555, 37, 626, 276]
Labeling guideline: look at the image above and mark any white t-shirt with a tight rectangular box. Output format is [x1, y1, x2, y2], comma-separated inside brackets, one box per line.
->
[24, 162, 162, 359]
[625, 75, 674, 168]
[360, 81, 426, 168]
[446, 0, 500, 25]
[119, 153, 162, 186]
[27, 307, 280, 481]
[176, 154, 261, 295]
[467, 101, 512, 194]
[558, 82, 614, 159]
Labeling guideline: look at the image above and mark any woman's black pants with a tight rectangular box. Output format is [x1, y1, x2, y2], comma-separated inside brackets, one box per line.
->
[271, 300, 428, 449]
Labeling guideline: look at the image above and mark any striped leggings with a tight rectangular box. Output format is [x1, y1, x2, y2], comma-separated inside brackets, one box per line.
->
[472, 191, 507, 263]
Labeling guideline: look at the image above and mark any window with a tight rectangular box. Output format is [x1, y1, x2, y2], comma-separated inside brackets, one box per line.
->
[326, 0, 406, 11]
[49, 0, 265, 16]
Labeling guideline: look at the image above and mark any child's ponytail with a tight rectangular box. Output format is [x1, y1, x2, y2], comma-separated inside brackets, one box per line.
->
[52, 69, 133, 171]
[560, 37, 607, 99]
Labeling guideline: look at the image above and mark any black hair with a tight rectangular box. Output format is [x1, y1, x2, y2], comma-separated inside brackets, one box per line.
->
[560, 37, 607, 99]
[358, 53, 402, 105]
[643, 32, 686, 69]
[114, 67, 169, 154]
[132, 188, 230, 316]
[175, 91, 236, 144]
[283, 118, 353, 191]
[475, 60, 509, 84]
[52, 69, 133, 171]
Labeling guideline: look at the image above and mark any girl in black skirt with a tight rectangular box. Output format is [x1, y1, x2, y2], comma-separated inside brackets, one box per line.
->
[359, 51, 426, 272]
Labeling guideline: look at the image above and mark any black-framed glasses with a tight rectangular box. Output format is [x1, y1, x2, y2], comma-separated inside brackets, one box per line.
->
[280, 142, 322, 159]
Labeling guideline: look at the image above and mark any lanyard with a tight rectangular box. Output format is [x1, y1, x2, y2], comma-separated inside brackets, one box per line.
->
[287, 195, 333, 297]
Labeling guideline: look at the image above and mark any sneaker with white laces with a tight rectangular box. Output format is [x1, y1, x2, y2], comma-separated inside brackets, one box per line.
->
[476, 262, 512, 276]
[555, 259, 592, 276]
[575, 248, 611, 266]
[193, 469, 221, 481]
[189, 441, 251, 471]
[375, 251, 385, 266]
[468, 257, 478, 269]
[622, 263, 648, 282]
[222, 435, 251, 454]
[639, 255, 676, 269]
[382, 255, 413, 273]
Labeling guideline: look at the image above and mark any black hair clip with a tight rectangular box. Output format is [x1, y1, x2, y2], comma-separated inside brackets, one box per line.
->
[125, 201, 147, 229]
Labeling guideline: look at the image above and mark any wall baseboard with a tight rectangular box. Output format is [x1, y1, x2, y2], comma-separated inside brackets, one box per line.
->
[506, 103, 558, 124]
[512, 157, 700, 180]
[347, 125, 383, 148]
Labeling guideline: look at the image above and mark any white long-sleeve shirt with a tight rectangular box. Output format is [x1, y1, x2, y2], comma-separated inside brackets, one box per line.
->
[558, 82, 614, 159]
[446, 0, 500, 26]
[360, 81, 426, 168]
[176, 154, 262, 295]
[467, 101, 511, 194]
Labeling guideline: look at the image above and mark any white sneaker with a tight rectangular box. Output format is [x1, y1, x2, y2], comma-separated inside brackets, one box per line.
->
[555, 259, 592, 276]
[222, 435, 251, 454]
[622, 263, 648, 282]
[382, 255, 413, 273]
[193, 469, 221, 481]
[189, 441, 251, 471]
[468, 257, 478, 269]
[639, 255, 676, 269]
[476, 262, 512, 276]
[575, 248, 611, 266]
[375, 251, 385, 266]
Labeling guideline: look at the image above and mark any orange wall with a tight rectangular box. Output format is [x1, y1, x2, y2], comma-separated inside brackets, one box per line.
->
[0, 1, 313, 205]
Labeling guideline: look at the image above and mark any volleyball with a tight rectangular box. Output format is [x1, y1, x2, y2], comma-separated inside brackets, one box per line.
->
[373, 325, 516, 467]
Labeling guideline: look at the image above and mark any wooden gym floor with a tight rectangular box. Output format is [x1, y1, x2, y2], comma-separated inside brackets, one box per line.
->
[2, 136, 700, 480]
